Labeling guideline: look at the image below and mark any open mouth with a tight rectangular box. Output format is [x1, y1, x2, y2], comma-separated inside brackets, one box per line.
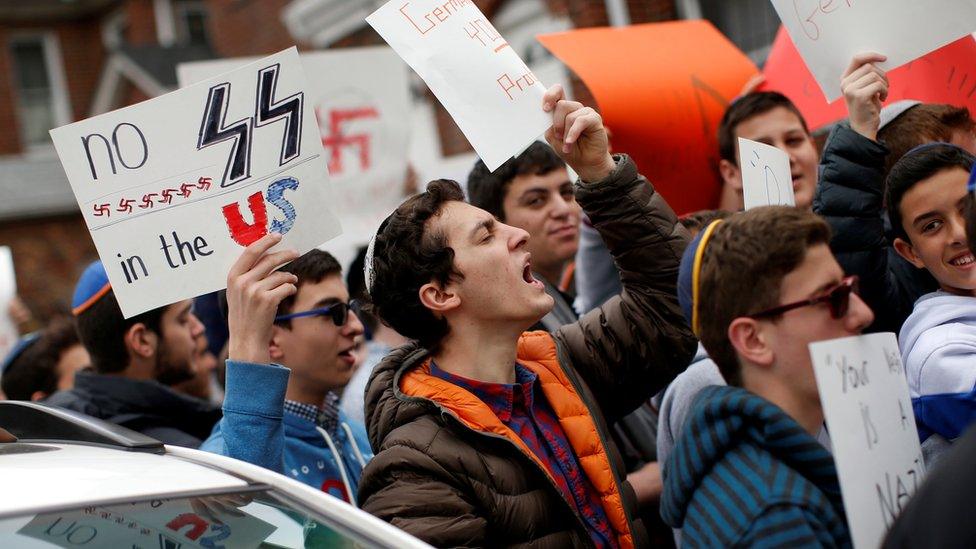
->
[948, 252, 976, 267]
[522, 261, 544, 289]
[337, 348, 356, 365]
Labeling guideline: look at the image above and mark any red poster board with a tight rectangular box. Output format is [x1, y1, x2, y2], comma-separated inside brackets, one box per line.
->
[762, 27, 976, 130]
[538, 21, 759, 214]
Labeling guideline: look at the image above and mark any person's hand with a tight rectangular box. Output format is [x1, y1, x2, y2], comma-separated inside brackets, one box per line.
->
[841, 52, 889, 142]
[626, 461, 663, 506]
[226, 233, 299, 364]
[542, 85, 616, 183]
[190, 493, 253, 524]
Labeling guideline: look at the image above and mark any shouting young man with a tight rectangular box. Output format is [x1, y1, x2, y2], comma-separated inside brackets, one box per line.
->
[355, 87, 695, 546]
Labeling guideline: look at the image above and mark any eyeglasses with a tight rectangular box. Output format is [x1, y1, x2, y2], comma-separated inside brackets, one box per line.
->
[274, 300, 358, 326]
[747, 276, 859, 320]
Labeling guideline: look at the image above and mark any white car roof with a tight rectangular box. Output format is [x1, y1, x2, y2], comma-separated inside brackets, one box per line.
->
[0, 443, 249, 517]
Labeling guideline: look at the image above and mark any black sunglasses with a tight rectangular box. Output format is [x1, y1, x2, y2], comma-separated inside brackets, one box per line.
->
[747, 276, 859, 320]
[274, 300, 358, 326]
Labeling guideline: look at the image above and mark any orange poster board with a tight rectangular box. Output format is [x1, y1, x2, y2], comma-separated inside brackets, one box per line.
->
[538, 21, 758, 214]
[762, 27, 976, 130]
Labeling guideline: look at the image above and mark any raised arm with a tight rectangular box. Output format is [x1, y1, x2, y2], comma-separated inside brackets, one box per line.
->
[813, 53, 908, 333]
[199, 234, 299, 473]
[542, 85, 697, 421]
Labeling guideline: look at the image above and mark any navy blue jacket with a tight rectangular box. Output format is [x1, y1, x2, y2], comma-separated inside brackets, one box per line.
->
[661, 385, 851, 548]
[813, 123, 937, 333]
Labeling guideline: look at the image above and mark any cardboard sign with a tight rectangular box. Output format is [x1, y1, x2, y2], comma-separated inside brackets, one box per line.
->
[762, 29, 976, 130]
[0, 246, 17, 361]
[810, 333, 925, 549]
[178, 47, 410, 269]
[738, 137, 795, 209]
[366, 0, 551, 171]
[538, 21, 759, 214]
[18, 501, 276, 549]
[120, 499, 276, 549]
[769, 0, 976, 101]
[50, 48, 341, 318]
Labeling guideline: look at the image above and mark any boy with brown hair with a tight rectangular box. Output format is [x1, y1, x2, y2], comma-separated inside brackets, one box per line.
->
[662, 206, 874, 547]
[716, 91, 820, 211]
[814, 53, 976, 333]
[355, 86, 695, 547]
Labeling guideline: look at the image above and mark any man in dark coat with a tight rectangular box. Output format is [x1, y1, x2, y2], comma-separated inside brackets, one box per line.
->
[45, 261, 220, 447]
[356, 86, 696, 547]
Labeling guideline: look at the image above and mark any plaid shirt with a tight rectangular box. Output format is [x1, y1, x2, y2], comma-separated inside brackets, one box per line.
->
[282, 392, 341, 438]
[431, 362, 617, 548]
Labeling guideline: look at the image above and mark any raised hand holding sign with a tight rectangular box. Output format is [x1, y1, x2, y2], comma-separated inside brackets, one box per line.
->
[50, 48, 340, 318]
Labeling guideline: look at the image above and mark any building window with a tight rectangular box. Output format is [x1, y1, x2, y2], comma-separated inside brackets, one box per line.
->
[9, 35, 70, 149]
[679, 0, 780, 63]
[175, 0, 210, 47]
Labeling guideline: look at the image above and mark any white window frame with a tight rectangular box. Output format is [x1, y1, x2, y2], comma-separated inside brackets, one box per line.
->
[8, 31, 73, 155]
[173, 0, 210, 46]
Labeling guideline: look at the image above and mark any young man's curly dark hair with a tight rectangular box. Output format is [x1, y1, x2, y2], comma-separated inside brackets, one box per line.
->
[368, 179, 466, 351]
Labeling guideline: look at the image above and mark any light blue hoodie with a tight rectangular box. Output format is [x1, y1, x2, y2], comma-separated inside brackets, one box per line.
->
[899, 290, 976, 442]
[200, 361, 373, 504]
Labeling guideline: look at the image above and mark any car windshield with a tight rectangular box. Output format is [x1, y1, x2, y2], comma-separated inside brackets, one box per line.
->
[0, 486, 372, 548]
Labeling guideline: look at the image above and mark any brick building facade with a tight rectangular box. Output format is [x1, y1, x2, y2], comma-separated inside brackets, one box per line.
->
[0, 0, 779, 325]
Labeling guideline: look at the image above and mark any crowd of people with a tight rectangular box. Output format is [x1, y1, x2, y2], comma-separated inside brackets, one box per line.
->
[5, 47, 976, 548]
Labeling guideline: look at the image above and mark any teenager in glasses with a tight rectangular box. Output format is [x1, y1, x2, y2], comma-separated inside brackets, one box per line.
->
[201, 248, 373, 504]
[661, 206, 874, 548]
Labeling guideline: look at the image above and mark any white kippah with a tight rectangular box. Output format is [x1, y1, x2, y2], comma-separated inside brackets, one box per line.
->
[364, 229, 378, 297]
[879, 100, 922, 131]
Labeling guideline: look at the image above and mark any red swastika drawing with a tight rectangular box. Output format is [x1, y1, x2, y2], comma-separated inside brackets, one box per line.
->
[93, 203, 111, 217]
[117, 198, 135, 214]
[161, 188, 178, 204]
[317, 106, 379, 176]
[140, 193, 157, 209]
[197, 177, 212, 190]
[179, 183, 194, 198]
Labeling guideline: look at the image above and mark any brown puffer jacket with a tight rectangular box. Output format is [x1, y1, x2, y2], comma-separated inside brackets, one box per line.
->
[359, 155, 696, 548]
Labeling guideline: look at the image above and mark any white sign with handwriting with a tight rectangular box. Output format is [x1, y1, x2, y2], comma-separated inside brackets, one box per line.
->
[50, 48, 341, 318]
[738, 137, 795, 210]
[178, 47, 410, 269]
[366, 0, 551, 170]
[810, 332, 924, 549]
[769, 0, 976, 101]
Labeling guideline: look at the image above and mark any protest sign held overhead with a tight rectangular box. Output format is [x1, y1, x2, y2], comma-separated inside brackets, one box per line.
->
[178, 47, 410, 269]
[809, 333, 925, 549]
[763, 29, 976, 130]
[538, 21, 758, 214]
[366, 0, 551, 171]
[769, 0, 976, 102]
[738, 137, 795, 210]
[50, 47, 341, 318]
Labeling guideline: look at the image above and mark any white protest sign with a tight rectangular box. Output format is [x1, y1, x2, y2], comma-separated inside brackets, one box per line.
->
[0, 246, 17, 360]
[769, 0, 976, 101]
[810, 332, 925, 549]
[178, 47, 410, 268]
[50, 47, 341, 318]
[119, 499, 276, 548]
[738, 137, 795, 210]
[367, 0, 552, 170]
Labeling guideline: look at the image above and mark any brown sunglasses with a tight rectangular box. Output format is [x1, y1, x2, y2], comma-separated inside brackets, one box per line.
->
[747, 276, 860, 320]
